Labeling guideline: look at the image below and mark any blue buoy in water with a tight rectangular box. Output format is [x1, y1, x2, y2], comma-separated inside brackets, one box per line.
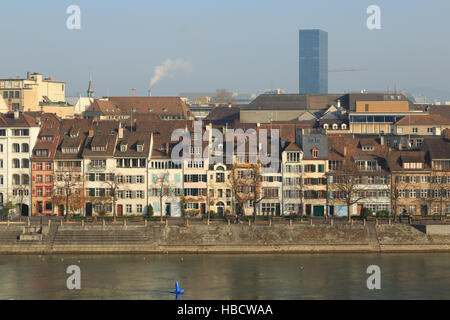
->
[170, 282, 184, 294]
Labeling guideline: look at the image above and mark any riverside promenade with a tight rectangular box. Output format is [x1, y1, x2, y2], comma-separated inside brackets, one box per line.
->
[0, 216, 449, 254]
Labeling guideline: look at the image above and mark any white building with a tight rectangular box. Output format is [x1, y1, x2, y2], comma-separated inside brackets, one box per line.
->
[0, 112, 39, 216]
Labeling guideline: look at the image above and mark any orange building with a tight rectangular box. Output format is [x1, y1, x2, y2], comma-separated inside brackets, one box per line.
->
[31, 114, 60, 215]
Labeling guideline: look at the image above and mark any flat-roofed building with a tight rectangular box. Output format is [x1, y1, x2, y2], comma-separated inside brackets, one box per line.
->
[0, 72, 65, 112]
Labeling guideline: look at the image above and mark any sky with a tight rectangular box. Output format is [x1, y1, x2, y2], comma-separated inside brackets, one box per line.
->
[1, 0, 449, 98]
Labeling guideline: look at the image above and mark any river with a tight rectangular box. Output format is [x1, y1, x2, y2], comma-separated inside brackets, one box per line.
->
[0, 253, 448, 299]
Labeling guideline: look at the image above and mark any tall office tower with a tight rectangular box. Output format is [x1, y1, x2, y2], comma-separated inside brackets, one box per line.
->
[299, 29, 328, 94]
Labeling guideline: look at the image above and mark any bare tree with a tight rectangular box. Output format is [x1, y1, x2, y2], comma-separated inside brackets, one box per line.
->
[101, 171, 121, 219]
[430, 171, 449, 219]
[328, 160, 370, 221]
[154, 171, 172, 222]
[390, 173, 401, 221]
[53, 165, 84, 218]
[230, 164, 263, 222]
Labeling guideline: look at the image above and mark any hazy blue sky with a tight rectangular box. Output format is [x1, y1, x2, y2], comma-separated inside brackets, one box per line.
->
[1, 0, 449, 97]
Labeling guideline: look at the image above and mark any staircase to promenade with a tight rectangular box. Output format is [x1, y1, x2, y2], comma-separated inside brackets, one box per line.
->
[366, 222, 381, 252]
[51, 227, 152, 251]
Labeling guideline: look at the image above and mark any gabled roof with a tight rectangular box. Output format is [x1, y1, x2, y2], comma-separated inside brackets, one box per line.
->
[114, 130, 151, 157]
[204, 106, 240, 123]
[395, 114, 450, 126]
[0, 112, 39, 127]
[425, 138, 450, 160]
[284, 142, 301, 152]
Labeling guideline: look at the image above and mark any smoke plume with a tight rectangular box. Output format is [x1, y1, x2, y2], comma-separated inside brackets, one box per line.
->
[149, 58, 194, 88]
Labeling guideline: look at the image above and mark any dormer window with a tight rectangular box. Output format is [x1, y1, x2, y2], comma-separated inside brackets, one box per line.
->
[148, 108, 153, 112]
[92, 145, 106, 152]
[163, 107, 168, 112]
[132, 107, 137, 112]
[312, 148, 319, 158]
[362, 146, 374, 151]
[341, 123, 347, 129]
[120, 144, 127, 152]
[62, 147, 78, 154]
[323, 124, 329, 129]
[403, 162, 424, 169]
[332, 123, 338, 130]
[137, 144, 144, 152]
[287, 152, 300, 162]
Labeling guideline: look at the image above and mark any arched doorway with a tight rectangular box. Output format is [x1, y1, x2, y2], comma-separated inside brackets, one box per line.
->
[216, 201, 225, 216]
[20, 204, 29, 216]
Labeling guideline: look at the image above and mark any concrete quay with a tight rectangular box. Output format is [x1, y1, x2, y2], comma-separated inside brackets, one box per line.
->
[0, 219, 449, 254]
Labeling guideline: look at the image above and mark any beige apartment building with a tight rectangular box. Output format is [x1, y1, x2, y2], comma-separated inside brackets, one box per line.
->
[0, 72, 65, 112]
[394, 114, 450, 136]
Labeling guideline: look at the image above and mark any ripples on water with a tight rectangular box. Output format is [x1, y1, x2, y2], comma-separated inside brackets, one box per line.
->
[0, 253, 448, 300]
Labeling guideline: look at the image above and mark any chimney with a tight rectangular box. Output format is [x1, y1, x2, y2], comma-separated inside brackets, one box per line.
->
[14, 110, 19, 119]
[132, 88, 136, 97]
[380, 136, 385, 145]
[337, 99, 341, 108]
[343, 146, 347, 156]
[165, 143, 169, 155]
[398, 143, 402, 150]
[118, 126, 123, 139]
[8, 99, 12, 112]
[88, 129, 94, 137]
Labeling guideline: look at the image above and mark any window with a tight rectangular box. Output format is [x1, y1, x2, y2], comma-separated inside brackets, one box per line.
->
[91, 159, 106, 168]
[37, 175, 43, 183]
[22, 159, 29, 168]
[420, 189, 428, 198]
[427, 128, 433, 133]
[412, 128, 418, 133]
[126, 204, 132, 213]
[12, 143, 20, 152]
[46, 175, 52, 183]
[35, 149, 49, 157]
[136, 190, 144, 199]
[22, 143, 29, 153]
[137, 204, 143, 213]
[136, 176, 144, 183]
[216, 172, 225, 183]
[312, 148, 319, 158]
[12, 159, 20, 168]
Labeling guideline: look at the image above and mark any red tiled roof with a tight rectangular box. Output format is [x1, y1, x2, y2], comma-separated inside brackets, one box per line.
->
[395, 114, 450, 126]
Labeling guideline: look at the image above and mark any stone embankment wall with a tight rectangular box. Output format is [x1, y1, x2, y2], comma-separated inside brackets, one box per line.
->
[0, 221, 449, 254]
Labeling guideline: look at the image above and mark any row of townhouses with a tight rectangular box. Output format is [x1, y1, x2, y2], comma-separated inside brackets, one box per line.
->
[1, 111, 450, 218]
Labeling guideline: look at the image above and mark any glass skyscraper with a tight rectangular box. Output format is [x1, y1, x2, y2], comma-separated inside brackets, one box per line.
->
[299, 29, 328, 94]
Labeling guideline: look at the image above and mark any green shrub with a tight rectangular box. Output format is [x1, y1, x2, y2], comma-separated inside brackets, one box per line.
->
[147, 204, 154, 217]
[376, 210, 390, 218]
[360, 208, 373, 219]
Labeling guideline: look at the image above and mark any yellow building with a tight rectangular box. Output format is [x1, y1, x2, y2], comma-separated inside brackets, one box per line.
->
[0, 72, 65, 112]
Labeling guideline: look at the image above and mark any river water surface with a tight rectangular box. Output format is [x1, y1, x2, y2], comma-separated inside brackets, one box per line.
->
[0, 253, 448, 299]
